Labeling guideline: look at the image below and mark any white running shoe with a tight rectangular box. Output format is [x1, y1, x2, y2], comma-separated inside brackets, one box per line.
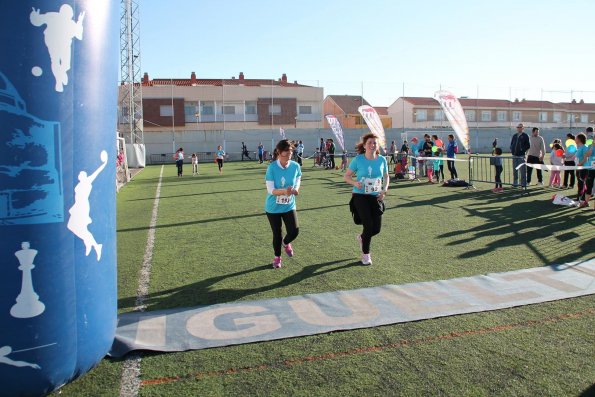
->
[361, 253, 372, 265]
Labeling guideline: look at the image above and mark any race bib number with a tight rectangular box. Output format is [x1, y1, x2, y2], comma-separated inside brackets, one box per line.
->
[276, 195, 291, 205]
[364, 178, 382, 194]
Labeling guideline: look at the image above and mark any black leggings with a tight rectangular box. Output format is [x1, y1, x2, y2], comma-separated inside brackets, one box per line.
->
[217, 158, 224, 171]
[495, 165, 503, 188]
[447, 159, 458, 179]
[266, 210, 299, 257]
[352, 194, 383, 254]
[563, 161, 575, 187]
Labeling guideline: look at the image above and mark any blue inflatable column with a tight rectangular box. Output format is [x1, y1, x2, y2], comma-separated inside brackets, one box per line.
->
[0, 2, 119, 396]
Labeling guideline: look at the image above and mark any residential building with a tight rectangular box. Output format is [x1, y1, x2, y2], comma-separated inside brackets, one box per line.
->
[120, 72, 324, 132]
[388, 97, 595, 130]
[323, 95, 392, 129]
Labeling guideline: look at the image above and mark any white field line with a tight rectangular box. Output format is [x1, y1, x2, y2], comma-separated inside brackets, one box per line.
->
[119, 165, 164, 397]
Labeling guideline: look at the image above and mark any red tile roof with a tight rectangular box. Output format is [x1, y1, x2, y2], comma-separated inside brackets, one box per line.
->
[403, 96, 595, 110]
[142, 73, 312, 88]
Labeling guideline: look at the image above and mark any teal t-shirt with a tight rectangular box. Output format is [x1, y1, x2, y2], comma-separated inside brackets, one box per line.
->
[348, 154, 388, 195]
[265, 160, 302, 213]
[576, 145, 588, 164]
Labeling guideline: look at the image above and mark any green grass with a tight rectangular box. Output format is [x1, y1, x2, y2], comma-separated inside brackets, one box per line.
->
[55, 157, 595, 396]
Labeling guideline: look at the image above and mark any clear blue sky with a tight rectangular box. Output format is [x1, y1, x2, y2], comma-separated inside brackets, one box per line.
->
[139, 0, 595, 106]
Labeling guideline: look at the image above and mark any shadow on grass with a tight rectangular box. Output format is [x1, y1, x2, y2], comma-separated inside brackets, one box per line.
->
[118, 258, 359, 311]
[117, 203, 349, 233]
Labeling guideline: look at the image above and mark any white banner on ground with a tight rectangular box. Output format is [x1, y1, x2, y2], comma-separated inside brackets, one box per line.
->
[325, 114, 345, 151]
[434, 90, 470, 152]
[358, 105, 386, 152]
[552, 194, 579, 207]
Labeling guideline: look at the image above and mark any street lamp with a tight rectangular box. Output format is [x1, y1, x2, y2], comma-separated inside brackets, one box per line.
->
[194, 112, 200, 131]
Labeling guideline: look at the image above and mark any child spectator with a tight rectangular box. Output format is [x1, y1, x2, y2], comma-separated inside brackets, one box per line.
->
[426, 155, 435, 183]
[549, 144, 563, 188]
[492, 147, 503, 192]
[434, 148, 445, 183]
[340, 150, 348, 171]
[191, 153, 199, 176]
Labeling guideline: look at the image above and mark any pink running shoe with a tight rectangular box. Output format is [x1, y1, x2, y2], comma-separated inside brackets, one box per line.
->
[361, 253, 372, 265]
[284, 243, 294, 257]
[273, 256, 282, 269]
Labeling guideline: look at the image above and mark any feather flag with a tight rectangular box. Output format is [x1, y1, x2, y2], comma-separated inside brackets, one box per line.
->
[357, 105, 386, 152]
[279, 127, 286, 140]
[325, 114, 345, 151]
[434, 90, 470, 152]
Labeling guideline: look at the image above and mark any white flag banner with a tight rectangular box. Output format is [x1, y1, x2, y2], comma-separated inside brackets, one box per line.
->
[434, 90, 470, 152]
[325, 114, 345, 151]
[279, 127, 286, 140]
[357, 105, 386, 152]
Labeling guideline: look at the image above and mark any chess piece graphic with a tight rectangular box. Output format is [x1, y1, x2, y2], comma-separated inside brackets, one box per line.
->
[67, 151, 107, 261]
[30, 5, 85, 92]
[10, 242, 45, 318]
[0, 346, 41, 370]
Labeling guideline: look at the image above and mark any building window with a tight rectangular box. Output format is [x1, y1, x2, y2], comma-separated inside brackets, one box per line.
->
[581, 113, 589, 123]
[298, 105, 312, 114]
[512, 111, 522, 121]
[497, 111, 507, 121]
[184, 102, 198, 117]
[415, 109, 427, 121]
[159, 105, 173, 117]
[245, 101, 256, 115]
[465, 110, 475, 122]
[222, 105, 235, 115]
[269, 104, 281, 115]
[481, 111, 491, 121]
[539, 112, 548, 122]
[434, 110, 444, 121]
[201, 102, 214, 115]
[553, 112, 562, 122]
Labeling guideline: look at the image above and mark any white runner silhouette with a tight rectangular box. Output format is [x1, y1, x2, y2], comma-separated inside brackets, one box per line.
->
[30, 5, 85, 92]
[67, 151, 107, 261]
[0, 346, 40, 369]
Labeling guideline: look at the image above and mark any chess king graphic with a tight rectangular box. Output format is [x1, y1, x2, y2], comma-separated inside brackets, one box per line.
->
[0, 2, 119, 395]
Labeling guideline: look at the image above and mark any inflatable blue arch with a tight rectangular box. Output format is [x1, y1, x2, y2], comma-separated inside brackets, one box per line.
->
[0, 2, 119, 395]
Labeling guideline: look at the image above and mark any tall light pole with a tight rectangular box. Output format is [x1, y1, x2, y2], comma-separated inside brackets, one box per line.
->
[195, 111, 200, 131]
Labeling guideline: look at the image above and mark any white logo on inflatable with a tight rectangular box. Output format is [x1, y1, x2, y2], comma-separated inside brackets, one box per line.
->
[30, 5, 85, 92]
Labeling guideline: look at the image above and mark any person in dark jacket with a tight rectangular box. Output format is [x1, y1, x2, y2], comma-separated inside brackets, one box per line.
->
[510, 123, 530, 187]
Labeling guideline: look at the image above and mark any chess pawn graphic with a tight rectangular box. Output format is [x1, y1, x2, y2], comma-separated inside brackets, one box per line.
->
[11, 242, 45, 318]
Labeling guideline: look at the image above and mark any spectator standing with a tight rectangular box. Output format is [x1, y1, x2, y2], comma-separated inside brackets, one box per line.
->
[328, 138, 336, 170]
[563, 133, 576, 189]
[389, 140, 396, 164]
[191, 153, 199, 176]
[446, 134, 458, 179]
[264, 140, 302, 268]
[296, 140, 304, 166]
[510, 123, 530, 187]
[575, 133, 592, 208]
[549, 143, 563, 188]
[526, 127, 546, 185]
[173, 147, 184, 177]
[258, 142, 264, 164]
[343, 133, 389, 266]
[492, 147, 503, 192]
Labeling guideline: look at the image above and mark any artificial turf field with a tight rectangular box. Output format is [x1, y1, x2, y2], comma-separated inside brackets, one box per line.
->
[55, 156, 594, 396]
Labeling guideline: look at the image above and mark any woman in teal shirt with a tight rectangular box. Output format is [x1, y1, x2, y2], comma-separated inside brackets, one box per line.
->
[343, 133, 389, 265]
[265, 140, 302, 268]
